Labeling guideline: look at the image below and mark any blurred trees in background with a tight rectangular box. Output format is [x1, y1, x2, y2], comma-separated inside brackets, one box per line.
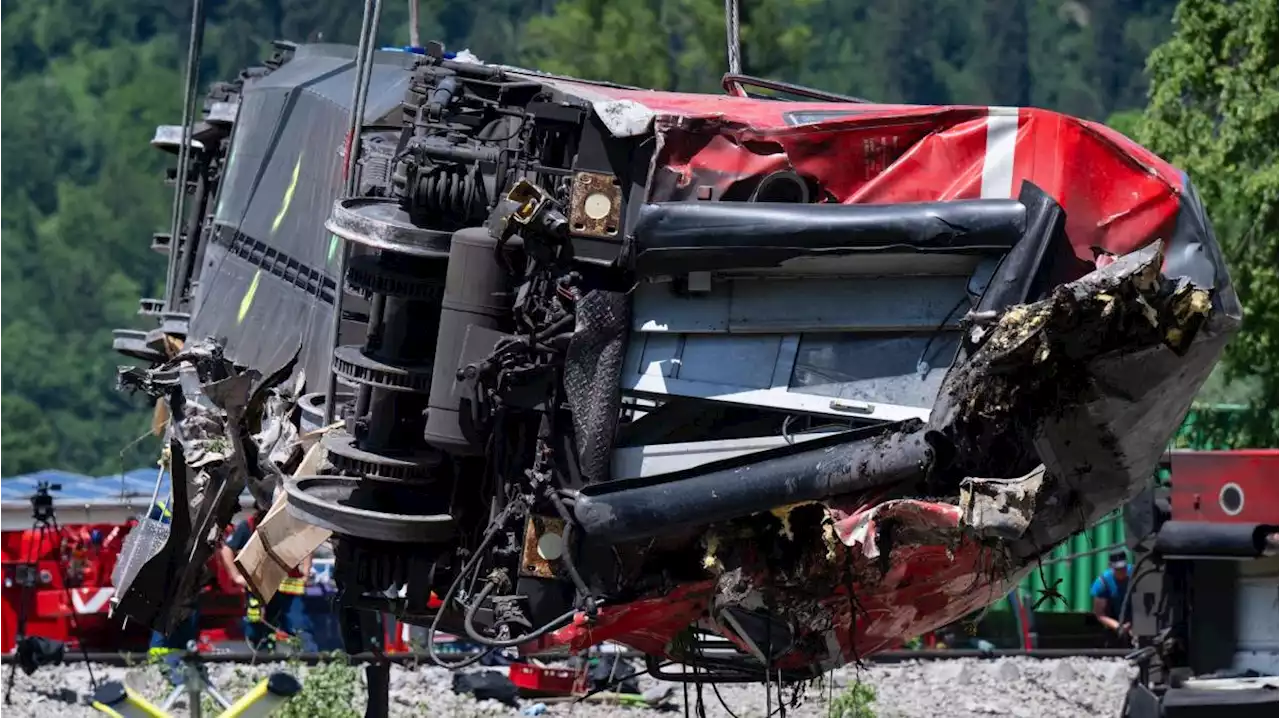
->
[2, 0, 1274, 475]
[1138, 0, 1278, 448]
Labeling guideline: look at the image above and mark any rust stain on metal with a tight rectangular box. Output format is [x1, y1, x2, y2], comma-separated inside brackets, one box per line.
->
[520, 515, 565, 579]
[569, 171, 622, 238]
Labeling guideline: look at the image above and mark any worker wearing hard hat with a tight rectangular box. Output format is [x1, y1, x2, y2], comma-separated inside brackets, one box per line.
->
[219, 511, 316, 652]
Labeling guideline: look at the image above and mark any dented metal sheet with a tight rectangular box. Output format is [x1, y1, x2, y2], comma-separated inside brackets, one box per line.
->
[560, 234, 1235, 671]
[539, 77, 1218, 297]
[959, 467, 1047, 541]
[112, 337, 303, 633]
[592, 99, 656, 137]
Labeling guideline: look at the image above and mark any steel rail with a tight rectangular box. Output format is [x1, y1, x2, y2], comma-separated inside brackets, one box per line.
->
[1, 647, 1136, 667]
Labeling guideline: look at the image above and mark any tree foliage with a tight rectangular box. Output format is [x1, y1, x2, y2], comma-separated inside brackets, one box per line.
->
[9, 0, 1270, 477]
[522, 0, 1179, 112]
[1139, 0, 1279, 446]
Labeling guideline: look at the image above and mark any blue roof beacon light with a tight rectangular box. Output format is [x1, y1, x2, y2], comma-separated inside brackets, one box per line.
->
[380, 45, 428, 55]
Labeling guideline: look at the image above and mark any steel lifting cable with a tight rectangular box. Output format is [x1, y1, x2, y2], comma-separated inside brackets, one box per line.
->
[408, 0, 421, 48]
[323, 0, 384, 425]
[724, 0, 742, 75]
[164, 0, 208, 311]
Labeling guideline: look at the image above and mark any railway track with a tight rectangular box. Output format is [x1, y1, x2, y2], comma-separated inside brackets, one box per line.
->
[1, 647, 1134, 667]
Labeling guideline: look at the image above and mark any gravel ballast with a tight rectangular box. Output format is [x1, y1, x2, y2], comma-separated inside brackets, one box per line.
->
[2, 657, 1133, 717]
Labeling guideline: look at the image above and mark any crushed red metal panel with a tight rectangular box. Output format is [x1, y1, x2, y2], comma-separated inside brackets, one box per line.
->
[545, 79, 1189, 280]
[645, 108, 1182, 273]
[546, 501, 1031, 669]
[547, 582, 714, 657]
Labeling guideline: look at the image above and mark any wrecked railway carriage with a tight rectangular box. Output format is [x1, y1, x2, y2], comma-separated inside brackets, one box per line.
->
[112, 42, 1239, 679]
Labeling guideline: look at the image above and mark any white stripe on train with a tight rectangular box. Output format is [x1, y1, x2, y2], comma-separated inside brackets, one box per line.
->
[982, 106, 1019, 199]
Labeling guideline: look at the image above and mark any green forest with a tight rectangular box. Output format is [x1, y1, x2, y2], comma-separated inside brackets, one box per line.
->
[2, 0, 1276, 476]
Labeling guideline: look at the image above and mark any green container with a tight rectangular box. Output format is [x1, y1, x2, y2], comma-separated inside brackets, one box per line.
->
[1175, 403, 1251, 450]
[1007, 511, 1127, 614]
[991, 404, 1241, 616]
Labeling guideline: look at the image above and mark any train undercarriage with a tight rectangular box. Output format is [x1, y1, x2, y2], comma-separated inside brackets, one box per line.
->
[109, 38, 1241, 690]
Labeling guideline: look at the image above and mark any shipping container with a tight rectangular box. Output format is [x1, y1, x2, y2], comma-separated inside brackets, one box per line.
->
[1014, 511, 1127, 614]
[1174, 403, 1254, 451]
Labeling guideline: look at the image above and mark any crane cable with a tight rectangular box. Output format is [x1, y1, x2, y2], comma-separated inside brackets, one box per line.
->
[323, 0, 383, 425]
[163, 0, 207, 311]
[724, 0, 742, 75]
[408, 0, 421, 48]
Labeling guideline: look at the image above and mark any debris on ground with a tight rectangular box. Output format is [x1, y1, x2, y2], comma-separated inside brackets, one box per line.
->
[2, 657, 1135, 718]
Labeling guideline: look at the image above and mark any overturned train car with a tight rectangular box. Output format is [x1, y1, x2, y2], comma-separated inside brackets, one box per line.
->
[111, 42, 1241, 679]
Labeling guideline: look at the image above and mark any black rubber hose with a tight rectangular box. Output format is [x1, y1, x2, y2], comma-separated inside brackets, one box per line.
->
[574, 423, 930, 543]
[424, 507, 511, 668]
[543, 486, 596, 617]
[462, 580, 578, 649]
[1153, 520, 1279, 559]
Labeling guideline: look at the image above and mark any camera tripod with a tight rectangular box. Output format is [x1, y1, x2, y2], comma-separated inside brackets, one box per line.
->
[3, 481, 98, 705]
[151, 646, 235, 717]
[91, 655, 304, 718]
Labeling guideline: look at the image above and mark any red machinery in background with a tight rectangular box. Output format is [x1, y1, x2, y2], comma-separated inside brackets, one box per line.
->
[1, 517, 422, 656]
[1123, 449, 1278, 718]
[1168, 449, 1278, 526]
[1, 515, 247, 654]
[0, 471, 418, 656]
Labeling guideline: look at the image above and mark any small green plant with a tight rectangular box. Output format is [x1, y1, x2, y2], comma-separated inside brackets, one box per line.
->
[273, 650, 362, 718]
[829, 681, 877, 718]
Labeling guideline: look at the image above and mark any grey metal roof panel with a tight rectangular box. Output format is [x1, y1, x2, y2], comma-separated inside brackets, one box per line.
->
[243, 54, 353, 95]
[243, 45, 415, 119]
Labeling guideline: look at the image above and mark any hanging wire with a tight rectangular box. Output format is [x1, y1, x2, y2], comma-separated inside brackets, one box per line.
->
[724, 0, 742, 75]
[163, 0, 207, 311]
[145, 449, 170, 526]
[342, 0, 380, 197]
[323, 0, 382, 425]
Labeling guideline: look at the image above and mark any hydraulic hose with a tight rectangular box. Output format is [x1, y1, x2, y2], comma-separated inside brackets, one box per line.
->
[424, 504, 512, 668]
[462, 580, 578, 649]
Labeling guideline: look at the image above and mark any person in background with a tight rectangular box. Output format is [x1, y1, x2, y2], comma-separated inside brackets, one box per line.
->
[1091, 548, 1134, 644]
[219, 511, 317, 652]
